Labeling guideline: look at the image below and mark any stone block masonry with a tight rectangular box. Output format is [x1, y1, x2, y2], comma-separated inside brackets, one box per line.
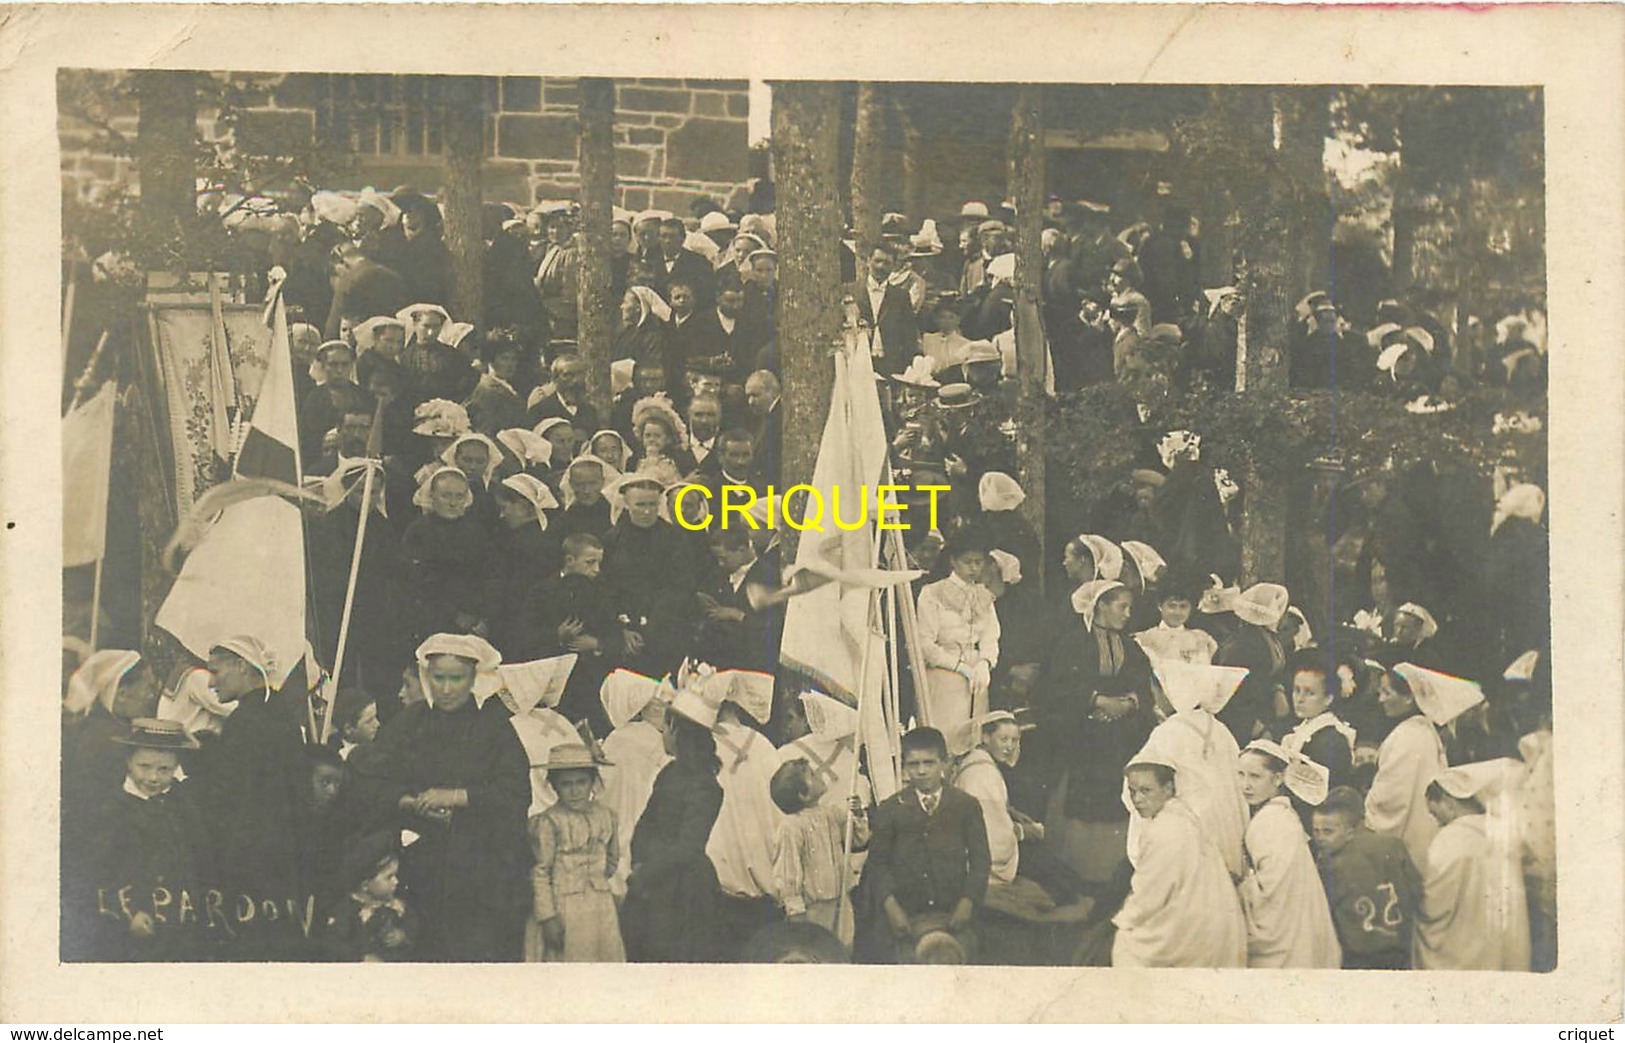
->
[59, 72, 753, 215]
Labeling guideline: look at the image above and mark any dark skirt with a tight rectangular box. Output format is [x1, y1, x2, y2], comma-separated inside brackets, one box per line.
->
[621, 855, 727, 963]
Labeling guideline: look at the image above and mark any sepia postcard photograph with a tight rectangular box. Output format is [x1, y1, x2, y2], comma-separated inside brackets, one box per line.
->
[1, 1, 1621, 1025]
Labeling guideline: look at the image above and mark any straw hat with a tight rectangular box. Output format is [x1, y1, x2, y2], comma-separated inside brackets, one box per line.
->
[111, 717, 199, 751]
[543, 742, 612, 772]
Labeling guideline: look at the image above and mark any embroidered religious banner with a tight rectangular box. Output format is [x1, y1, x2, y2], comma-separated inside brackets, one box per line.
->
[147, 299, 273, 514]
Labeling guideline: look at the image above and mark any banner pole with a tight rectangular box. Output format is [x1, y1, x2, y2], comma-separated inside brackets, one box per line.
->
[836, 584, 883, 941]
[89, 554, 104, 651]
[319, 459, 376, 745]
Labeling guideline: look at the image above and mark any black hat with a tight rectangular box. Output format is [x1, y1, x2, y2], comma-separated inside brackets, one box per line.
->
[339, 829, 402, 888]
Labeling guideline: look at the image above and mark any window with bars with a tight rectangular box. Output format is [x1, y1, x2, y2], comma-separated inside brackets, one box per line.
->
[313, 74, 496, 159]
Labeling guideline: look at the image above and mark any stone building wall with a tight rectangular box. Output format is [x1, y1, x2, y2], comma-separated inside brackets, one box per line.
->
[59, 72, 753, 214]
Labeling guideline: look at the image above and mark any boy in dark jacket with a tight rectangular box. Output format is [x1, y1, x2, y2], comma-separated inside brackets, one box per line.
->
[858, 727, 991, 963]
[1311, 786, 1422, 969]
[76, 719, 213, 962]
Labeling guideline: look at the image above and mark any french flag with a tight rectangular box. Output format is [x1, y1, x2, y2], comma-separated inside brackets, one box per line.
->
[156, 294, 308, 687]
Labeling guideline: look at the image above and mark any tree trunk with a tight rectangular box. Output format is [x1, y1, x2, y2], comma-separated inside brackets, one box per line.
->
[1236, 92, 1294, 396]
[133, 71, 199, 252]
[1008, 85, 1048, 594]
[1234, 88, 1320, 584]
[576, 77, 617, 419]
[770, 81, 845, 555]
[851, 82, 885, 252]
[442, 76, 487, 325]
[1282, 88, 1332, 296]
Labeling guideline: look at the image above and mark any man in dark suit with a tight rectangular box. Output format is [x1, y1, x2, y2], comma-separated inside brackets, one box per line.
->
[736, 259, 777, 369]
[854, 244, 921, 377]
[663, 277, 721, 379]
[324, 242, 412, 339]
[858, 726, 991, 963]
[528, 353, 602, 434]
[693, 428, 767, 500]
[744, 370, 782, 486]
[685, 393, 724, 471]
[1139, 207, 1203, 324]
[652, 218, 716, 308]
[692, 526, 783, 673]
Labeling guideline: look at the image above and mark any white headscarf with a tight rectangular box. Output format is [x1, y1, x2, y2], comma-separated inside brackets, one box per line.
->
[396, 302, 452, 333]
[1154, 660, 1248, 716]
[532, 416, 576, 447]
[1076, 534, 1124, 582]
[439, 432, 507, 486]
[496, 428, 553, 471]
[1393, 663, 1484, 726]
[1071, 579, 1127, 632]
[977, 472, 1025, 512]
[560, 453, 620, 509]
[1121, 540, 1167, 587]
[63, 649, 142, 716]
[414, 633, 503, 708]
[1243, 738, 1330, 807]
[311, 190, 359, 227]
[988, 548, 1022, 586]
[1232, 583, 1290, 629]
[1395, 602, 1439, 643]
[600, 669, 674, 731]
[358, 187, 401, 228]
[413, 465, 474, 513]
[211, 635, 278, 695]
[800, 691, 859, 739]
[587, 430, 632, 471]
[318, 458, 388, 518]
[353, 316, 406, 356]
[627, 285, 672, 327]
[412, 399, 471, 438]
[499, 474, 560, 529]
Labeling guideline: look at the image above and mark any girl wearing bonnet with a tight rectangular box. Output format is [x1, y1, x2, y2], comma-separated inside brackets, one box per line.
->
[627, 396, 697, 486]
[402, 466, 495, 645]
[1107, 756, 1246, 968]
[349, 633, 531, 961]
[1236, 739, 1342, 968]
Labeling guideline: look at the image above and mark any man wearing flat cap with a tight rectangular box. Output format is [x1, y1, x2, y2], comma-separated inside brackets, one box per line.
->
[960, 220, 1012, 298]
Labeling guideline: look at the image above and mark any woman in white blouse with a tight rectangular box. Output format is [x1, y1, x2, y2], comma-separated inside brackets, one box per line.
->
[915, 529, 1001, 754]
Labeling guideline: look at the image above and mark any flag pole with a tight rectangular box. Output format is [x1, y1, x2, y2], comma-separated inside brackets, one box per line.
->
[836, 581, 884, 941]
[61, 267, 77, 372]
[319, 399, 386, 745]
[89, 554, 104, 651]
[319, 461, 375, 745]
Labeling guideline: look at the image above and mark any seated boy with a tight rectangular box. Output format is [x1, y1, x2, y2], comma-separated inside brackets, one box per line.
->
[858, 726, 991, 963]
[1310, 786, 1422, 969]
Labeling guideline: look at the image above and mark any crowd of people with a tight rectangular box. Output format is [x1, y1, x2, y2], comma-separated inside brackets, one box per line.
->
[61, 181, 1552, 970]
